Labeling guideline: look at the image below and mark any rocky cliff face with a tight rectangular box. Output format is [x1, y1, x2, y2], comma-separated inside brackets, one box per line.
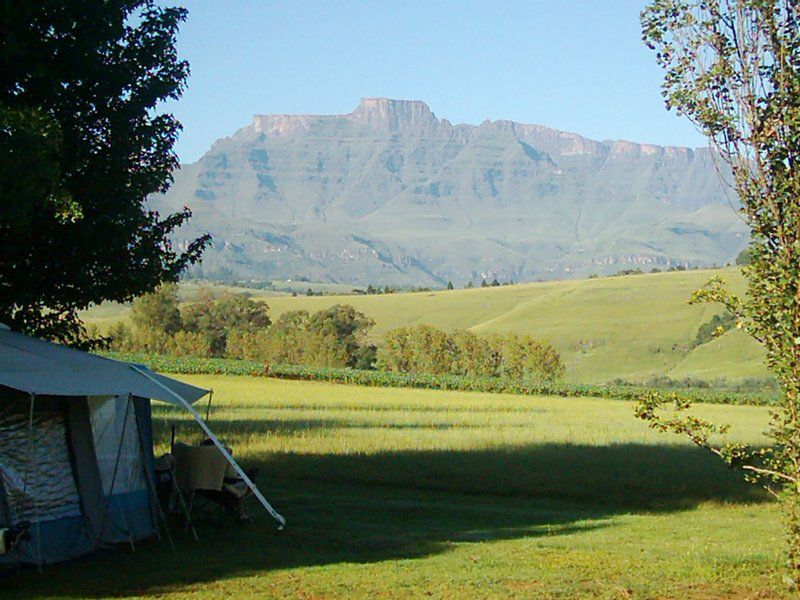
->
[153, 98, 747, 285]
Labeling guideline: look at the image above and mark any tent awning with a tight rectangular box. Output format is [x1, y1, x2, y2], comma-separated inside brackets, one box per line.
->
[0, 329, 208, 405]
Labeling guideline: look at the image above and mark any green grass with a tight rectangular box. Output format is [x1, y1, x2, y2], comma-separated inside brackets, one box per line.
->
[82, 268, 769, 384]
[263, 267, 766, 384]
[3, 376, 787, 598]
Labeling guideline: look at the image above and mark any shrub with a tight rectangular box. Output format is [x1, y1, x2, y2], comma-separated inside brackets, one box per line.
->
[379, 325, 564, 382]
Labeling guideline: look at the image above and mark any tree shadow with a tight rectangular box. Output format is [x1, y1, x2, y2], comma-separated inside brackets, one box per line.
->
[1, 442, 769, 598]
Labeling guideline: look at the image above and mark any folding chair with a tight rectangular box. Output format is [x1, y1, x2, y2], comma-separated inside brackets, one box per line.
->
[172, 442, 256, 524]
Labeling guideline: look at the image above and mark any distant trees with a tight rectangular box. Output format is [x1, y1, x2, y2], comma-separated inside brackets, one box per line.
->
[378, 324, 564, 381]
[735, 248, 752, 267]
[181, 292, 271, 355]
[108, 288, 561, 379]
[110, 291, 376, 369]
[110, 288, 269, 357]
[691, 311, 736, 349]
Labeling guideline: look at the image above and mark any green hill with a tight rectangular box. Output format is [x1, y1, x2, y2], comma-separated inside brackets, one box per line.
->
[83, 267, 768, 384]
[259, 267, 765, 383]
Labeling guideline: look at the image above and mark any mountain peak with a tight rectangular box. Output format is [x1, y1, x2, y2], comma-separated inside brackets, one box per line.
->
[351, 97, 440, 133]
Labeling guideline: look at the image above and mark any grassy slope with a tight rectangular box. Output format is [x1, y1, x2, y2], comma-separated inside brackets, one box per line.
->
[262, 267, 767, 383]
[3, 376, 783, 598]
[82, 267, 769, 383]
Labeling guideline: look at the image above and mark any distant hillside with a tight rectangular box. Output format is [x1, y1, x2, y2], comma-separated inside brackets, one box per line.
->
[261, 267, 766, 383]
[83, 268, 768, 383]
[152, 98, 749, 286]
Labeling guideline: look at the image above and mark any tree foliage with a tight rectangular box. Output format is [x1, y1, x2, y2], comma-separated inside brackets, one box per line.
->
[111, 293, 377, 369]
[239, 305, 376, 369]
[378, 324, 564, 381]
[639, 0, 800, 578]
[0, 1, 209, 345]
[182, 291, 270, 355]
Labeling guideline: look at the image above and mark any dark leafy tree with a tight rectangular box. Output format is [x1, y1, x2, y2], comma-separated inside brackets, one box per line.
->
[0, 1, 209, 345]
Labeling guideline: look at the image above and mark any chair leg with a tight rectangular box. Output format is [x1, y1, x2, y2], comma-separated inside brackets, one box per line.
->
[170, 474, 199, 541]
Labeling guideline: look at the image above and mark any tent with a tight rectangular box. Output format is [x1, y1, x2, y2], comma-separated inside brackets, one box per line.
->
[0, 326, 284, 568]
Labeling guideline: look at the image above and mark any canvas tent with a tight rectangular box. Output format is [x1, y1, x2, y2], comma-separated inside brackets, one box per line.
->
[0, 326, 283, 568]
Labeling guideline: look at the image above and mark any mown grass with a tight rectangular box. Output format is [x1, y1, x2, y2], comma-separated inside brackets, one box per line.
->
[3, 375, 787, 598]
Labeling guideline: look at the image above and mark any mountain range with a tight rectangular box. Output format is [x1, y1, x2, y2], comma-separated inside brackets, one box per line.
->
[152, 98, 748, 286]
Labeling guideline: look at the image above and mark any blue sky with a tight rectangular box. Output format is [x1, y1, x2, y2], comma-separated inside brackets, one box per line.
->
[165, 0, 707, 163]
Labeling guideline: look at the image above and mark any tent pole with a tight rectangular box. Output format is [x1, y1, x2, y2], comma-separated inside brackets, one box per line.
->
[129, 366, 286, 530]
[205, 389, 214, 423]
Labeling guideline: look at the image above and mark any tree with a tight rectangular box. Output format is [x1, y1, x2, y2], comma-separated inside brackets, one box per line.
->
[639, 1, 800, 578]
[0, 1, 209, 345]
[181, 291, 270, 356]
[306, 304, 375, 368]
[736, 247, 753, 266]
[447, 281, 454, 290]
[130, 283, 182, 337]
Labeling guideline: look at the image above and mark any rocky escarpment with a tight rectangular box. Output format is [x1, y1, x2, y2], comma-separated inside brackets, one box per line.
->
[153, 98, 747, 286]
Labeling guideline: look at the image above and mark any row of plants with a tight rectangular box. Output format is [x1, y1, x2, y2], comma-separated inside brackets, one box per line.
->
[104, 351, 777, 407]
[108, 287, 566, 380]
[379, 324, 564, 381]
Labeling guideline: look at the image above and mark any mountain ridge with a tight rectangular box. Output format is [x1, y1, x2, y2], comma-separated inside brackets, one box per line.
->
[153, 98, 747, 285]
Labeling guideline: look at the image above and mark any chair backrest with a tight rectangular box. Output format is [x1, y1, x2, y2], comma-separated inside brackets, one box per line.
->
[172, 442, 228, 492]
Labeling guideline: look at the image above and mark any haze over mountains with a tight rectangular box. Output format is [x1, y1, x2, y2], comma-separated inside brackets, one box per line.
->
[154, 98, 748, 286]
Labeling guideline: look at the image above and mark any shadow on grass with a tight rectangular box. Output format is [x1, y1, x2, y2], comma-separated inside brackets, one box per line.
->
[1, 442, 769, 598]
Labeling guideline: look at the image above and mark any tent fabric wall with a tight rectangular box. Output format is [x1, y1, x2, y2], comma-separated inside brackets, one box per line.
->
[0, 472, 14, 569]
[88, 395, 156, 544]
[0, 390, 158, 566]
[0, 393, 94, 564]
[65, 399, 106, 547]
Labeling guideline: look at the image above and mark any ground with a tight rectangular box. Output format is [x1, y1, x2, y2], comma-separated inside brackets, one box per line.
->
[1, 376, 787, 598]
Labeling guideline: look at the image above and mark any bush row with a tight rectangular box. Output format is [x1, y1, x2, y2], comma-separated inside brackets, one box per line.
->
[378, 324, 564, 381]
[104, 352, 776, 407]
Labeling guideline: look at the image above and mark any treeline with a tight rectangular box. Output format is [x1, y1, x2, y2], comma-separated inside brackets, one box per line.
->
[108, 285, 377, 369]
[108, 286, 563, 381]
[378, 324, 564, 381]
[691, 310, 736, 348]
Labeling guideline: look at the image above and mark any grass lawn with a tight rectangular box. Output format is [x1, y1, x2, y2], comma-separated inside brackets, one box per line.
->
[2, 376, 787, 598]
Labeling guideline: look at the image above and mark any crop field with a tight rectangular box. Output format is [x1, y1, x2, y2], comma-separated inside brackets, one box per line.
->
[4, 375, 786, 598]
[81, 268, 769, 384]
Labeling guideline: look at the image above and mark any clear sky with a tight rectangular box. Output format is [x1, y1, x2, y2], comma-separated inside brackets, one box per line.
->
[165, 0, 708, 163]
